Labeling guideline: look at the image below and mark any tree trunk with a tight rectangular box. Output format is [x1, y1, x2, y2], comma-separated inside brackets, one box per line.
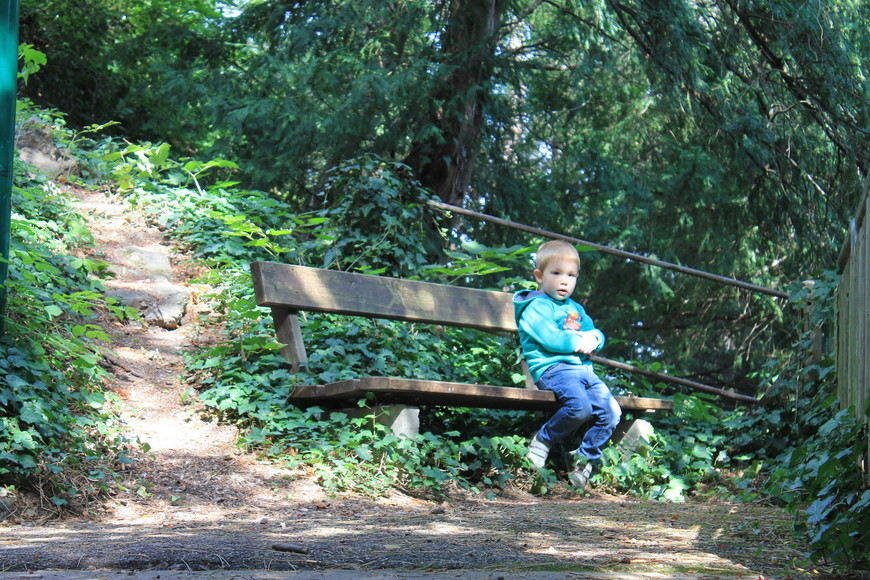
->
[406, 0, 504, 207]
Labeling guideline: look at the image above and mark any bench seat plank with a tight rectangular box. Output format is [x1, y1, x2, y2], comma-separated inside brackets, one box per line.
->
[288, 377, 674, 412]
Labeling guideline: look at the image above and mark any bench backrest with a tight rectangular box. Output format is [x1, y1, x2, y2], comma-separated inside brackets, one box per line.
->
[251, 261, 523, 373]
[251, 261, 518, 332]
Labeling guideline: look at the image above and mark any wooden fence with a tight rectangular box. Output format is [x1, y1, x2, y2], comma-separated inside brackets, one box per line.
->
[836, 174, 870, 481]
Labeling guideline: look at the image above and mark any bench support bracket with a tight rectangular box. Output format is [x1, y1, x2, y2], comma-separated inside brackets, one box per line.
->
[344, 404, 421, 438]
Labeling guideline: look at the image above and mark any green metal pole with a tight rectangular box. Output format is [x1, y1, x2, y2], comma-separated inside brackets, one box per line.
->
[0, 0, 19, 336]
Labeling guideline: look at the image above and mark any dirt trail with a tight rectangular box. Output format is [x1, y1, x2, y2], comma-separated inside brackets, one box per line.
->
[1, 187, 812, 579]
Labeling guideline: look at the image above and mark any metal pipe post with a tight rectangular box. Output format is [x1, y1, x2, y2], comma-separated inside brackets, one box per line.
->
[0, 0, 19, 336]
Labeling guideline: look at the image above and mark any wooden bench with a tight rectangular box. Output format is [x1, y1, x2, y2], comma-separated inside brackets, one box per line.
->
[250, 262, 673, 431]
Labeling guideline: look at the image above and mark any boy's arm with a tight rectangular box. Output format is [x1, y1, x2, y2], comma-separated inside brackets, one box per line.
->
[574, 330, 604, 354]
[575, 304, 605, 353]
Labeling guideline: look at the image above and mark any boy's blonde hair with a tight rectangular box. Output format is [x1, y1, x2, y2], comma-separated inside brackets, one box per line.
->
[535, 240, 580, 272]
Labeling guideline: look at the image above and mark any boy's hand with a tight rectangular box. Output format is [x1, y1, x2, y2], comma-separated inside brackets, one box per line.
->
[574, 331, 599, 355]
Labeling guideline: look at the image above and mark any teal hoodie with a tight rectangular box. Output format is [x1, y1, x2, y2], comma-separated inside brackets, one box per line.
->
[513, 290, 605, 383]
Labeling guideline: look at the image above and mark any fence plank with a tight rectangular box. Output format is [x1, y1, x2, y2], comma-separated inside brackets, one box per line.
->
[837, 176, 870, 483]
[860, 191, 868, 476]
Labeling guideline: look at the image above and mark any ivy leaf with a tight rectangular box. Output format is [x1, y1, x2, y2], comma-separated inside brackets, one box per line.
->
[807, 495, 836, 524]
[44, 305, 63, 318]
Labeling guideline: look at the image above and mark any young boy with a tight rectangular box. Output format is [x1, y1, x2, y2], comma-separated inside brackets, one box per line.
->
[513, 240, 621, 489]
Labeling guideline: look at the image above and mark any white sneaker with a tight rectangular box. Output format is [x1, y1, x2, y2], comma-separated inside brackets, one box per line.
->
[527, 433, 551, 469]
[569, 457, 593, 490]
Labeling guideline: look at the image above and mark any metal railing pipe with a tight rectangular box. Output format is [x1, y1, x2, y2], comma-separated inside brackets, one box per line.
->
[429, 200, 790, 299]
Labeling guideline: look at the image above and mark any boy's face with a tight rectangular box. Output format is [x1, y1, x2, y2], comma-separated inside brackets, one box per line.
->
[534, 257, 578, 301]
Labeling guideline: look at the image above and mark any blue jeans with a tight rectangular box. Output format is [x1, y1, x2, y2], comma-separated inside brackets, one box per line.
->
[535, 363, 621, 462]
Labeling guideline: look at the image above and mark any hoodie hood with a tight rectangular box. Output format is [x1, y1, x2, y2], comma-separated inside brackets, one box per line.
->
[513, 289, 549, 324]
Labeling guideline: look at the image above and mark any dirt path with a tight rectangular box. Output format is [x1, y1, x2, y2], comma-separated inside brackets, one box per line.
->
[1, 187, 813, 579]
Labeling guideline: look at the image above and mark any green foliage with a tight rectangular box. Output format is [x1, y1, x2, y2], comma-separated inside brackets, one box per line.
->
[16, 43, 46, 85]
[765, 407, 867, 567]
[208, 1, 443, 194]
[599, 395, 736, 503]
[748, 273, 869, 569]
[240, 404, 542, 498]
[311, 154, 445, 277]
[18, 0, 226, 138]
[419, 241, 535, 290]
[1, 135, 136, 504]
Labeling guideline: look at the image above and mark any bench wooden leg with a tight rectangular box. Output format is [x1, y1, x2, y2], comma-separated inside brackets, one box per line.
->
[345, 404, 421, 438]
